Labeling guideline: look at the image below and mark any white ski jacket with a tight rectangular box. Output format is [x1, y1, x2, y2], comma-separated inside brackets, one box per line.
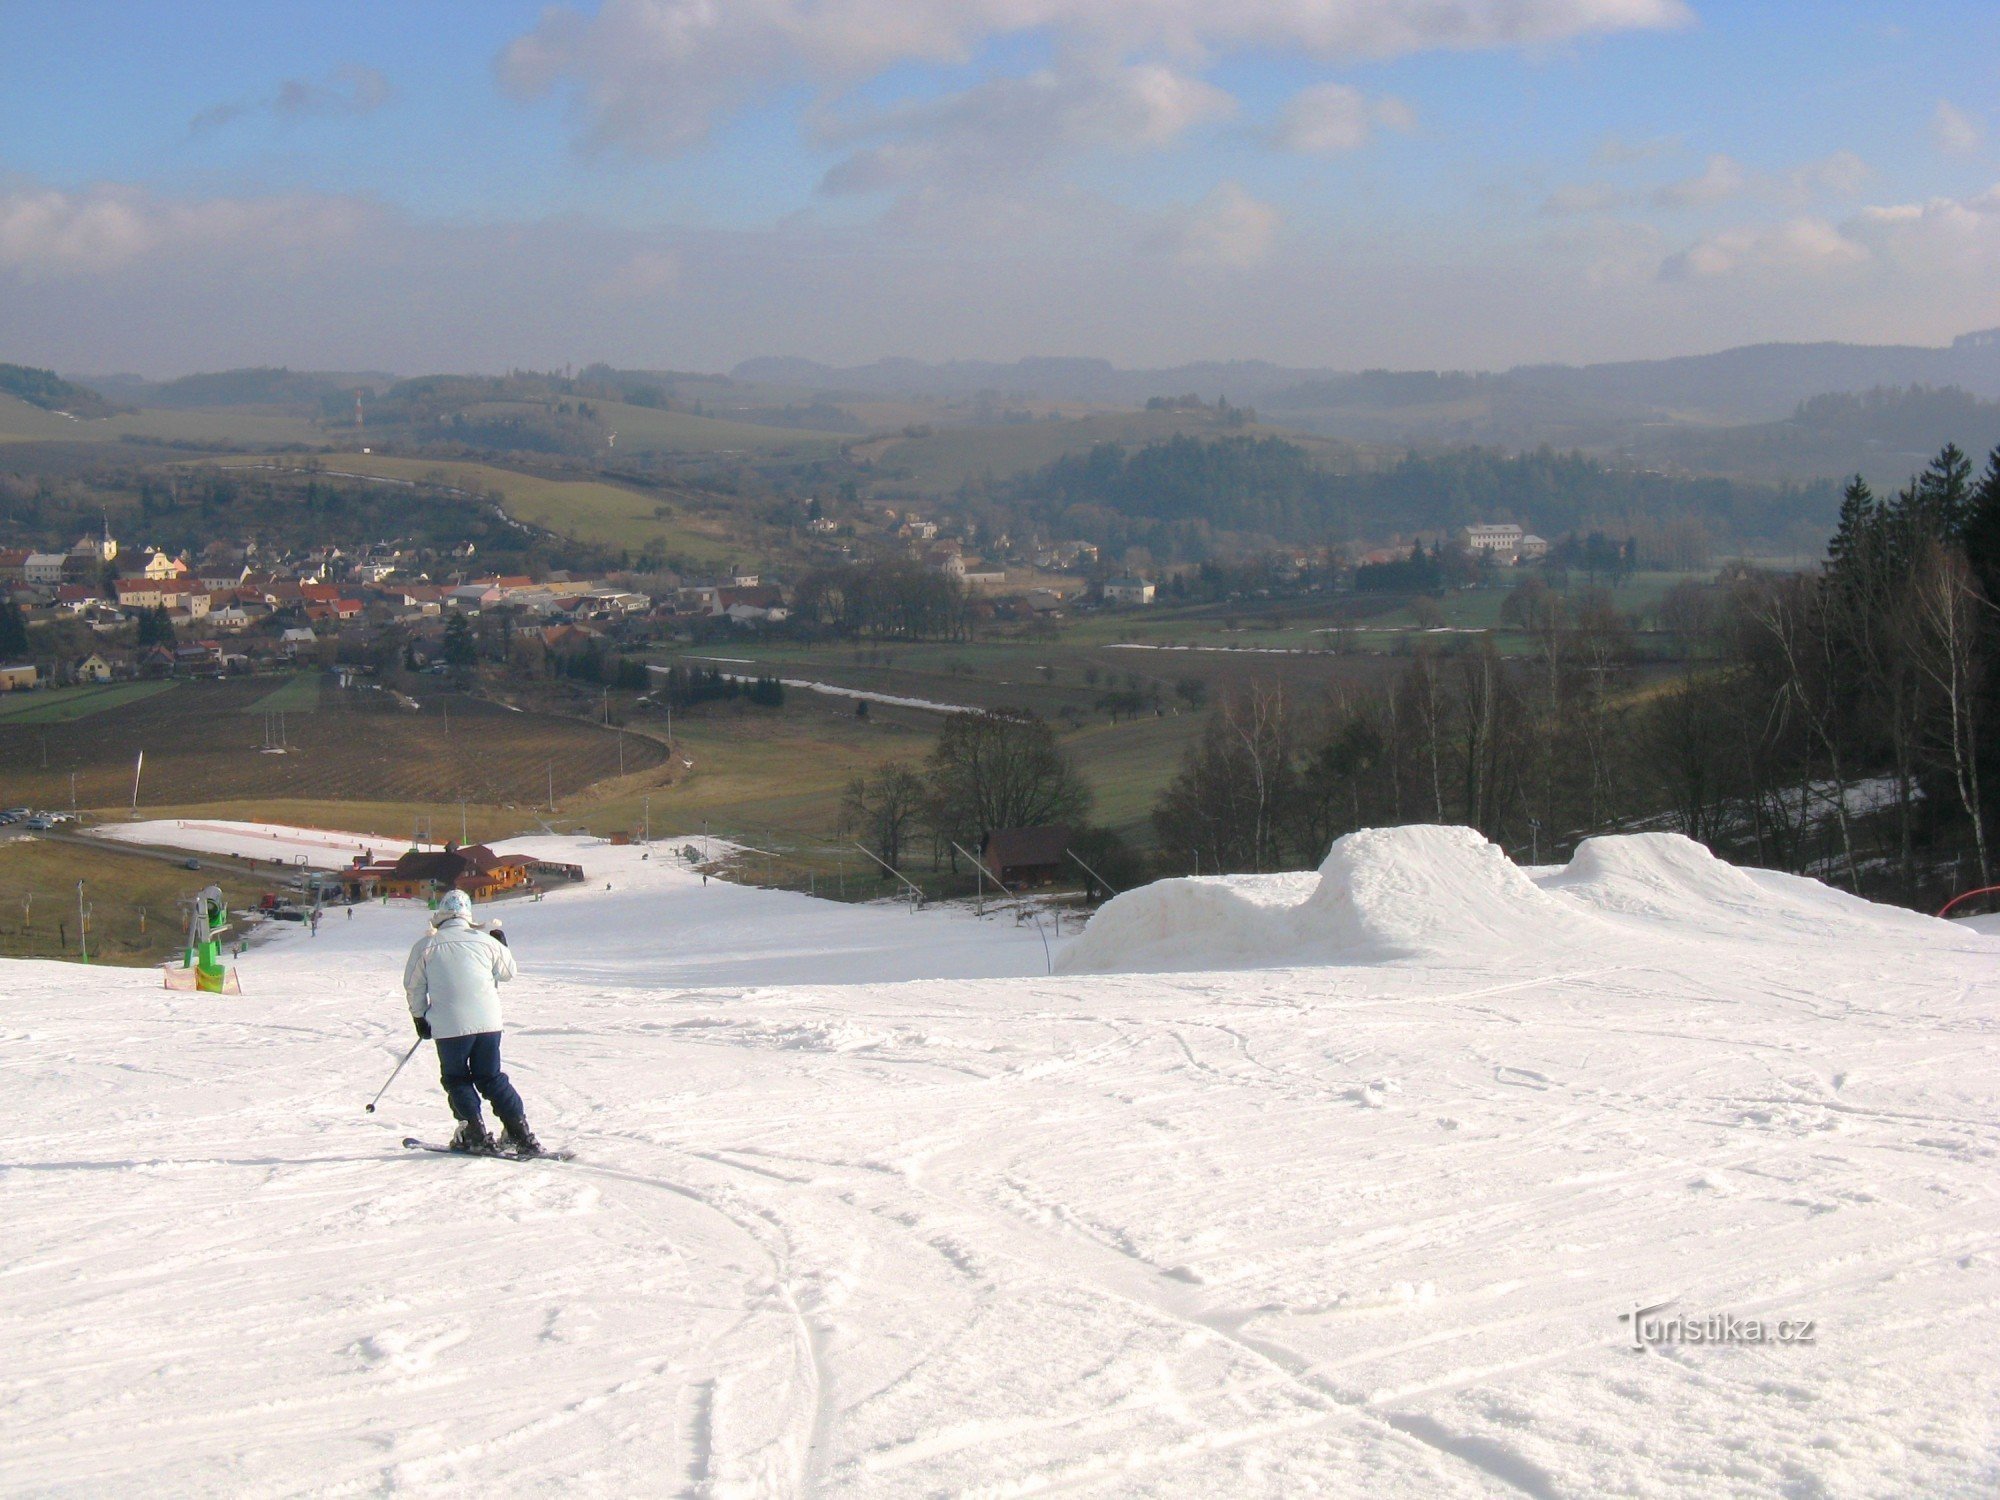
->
[404, 916, 518, 1039]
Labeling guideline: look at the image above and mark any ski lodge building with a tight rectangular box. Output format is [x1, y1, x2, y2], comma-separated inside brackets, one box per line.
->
[340, 843, 587, 904]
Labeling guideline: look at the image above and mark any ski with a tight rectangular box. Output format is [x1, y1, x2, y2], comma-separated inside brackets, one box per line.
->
[402, 1136, 574, 1162]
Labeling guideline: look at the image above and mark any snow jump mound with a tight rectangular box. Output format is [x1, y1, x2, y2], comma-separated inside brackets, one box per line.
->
[1544, 830, 1940, 941]
[1058, 824, 1601, 975]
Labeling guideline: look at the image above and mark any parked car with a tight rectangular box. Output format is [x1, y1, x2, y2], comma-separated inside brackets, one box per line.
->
[183, 858, 202, 870]
[23, 816, 52, 829]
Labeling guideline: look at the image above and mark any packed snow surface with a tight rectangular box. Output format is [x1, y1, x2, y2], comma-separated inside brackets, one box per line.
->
[96, 818, 437, 869]
[7, 824, 2000, 1496]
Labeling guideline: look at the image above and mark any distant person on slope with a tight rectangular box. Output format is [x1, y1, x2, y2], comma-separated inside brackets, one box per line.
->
[403, 890, 541, 1156]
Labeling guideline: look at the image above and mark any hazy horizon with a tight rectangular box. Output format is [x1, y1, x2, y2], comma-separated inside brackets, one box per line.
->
[4, 2, 1997, 376]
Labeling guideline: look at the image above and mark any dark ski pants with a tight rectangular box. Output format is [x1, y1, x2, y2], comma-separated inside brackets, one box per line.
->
[435, 1032, 524, 1127]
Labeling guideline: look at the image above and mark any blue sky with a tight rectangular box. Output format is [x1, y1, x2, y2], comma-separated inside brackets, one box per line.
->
[1, 0, 1996, 374]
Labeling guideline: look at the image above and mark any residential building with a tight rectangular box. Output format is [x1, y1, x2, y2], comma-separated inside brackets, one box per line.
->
[0, 664, 38, 691]
[74, 653, 114, 683]
[1102, 577, 1157, 605]
[23, 553, 68, 586]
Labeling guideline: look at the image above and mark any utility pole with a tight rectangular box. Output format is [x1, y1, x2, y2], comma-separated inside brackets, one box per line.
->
[76, 880, 87, 962]
[547, 760, 554, 812]
[460, 800, 468, 845]
[643, 794, 650, 844]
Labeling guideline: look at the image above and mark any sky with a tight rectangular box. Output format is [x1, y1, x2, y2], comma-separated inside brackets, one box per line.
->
[0, 0, 1996, 377]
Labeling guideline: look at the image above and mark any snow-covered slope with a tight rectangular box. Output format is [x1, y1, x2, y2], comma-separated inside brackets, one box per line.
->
[7, 825, 2000, 1496]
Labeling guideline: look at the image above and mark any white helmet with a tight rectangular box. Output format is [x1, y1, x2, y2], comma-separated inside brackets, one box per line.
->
[433, 889, 473, 924]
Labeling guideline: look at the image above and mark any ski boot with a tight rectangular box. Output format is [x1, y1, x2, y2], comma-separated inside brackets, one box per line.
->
[449, 1119, 499, 1154]
[499, 1116, 544, 1158]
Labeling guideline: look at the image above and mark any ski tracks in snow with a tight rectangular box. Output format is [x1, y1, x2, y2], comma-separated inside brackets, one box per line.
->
[8, 907, 2000, 1495]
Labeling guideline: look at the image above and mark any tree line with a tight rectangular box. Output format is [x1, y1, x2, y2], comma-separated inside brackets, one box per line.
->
[996, 435, 1840, 559]
[1143, 442, 2000, 910]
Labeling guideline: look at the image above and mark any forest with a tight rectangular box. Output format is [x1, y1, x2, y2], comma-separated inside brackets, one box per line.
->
[998, 434, 1841, 561]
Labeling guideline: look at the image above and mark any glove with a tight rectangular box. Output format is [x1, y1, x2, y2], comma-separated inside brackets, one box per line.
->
[412, 1016, 432, 1041]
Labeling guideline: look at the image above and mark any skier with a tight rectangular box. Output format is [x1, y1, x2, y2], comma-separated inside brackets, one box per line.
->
[403, 890, 542, 1156]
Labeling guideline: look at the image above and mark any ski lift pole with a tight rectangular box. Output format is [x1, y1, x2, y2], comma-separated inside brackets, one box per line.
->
[850, 841, 926, 908]
[951, 842, 1012, 918]
[1067, 849, 1120, 899]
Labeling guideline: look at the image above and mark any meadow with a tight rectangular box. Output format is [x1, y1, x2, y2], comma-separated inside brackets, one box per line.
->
[0, 836, 267, 966]
[210, 453, 740, 564]
[0, 681, 177, 724]
[0, 677, 671, 814]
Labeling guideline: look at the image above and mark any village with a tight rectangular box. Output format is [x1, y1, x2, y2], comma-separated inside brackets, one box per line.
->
[0, 510, 1567, 692]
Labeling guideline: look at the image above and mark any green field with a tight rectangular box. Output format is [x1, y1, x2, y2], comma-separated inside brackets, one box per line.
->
[0, 393, 324, 448]
[0, 681, 176, 724]
[210, 452, 739, 562]
[543, 398, 845, 458]
[241, 674, 322, 714]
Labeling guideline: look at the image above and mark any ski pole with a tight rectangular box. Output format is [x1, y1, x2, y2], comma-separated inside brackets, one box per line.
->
[365, 1038, 425, 1113]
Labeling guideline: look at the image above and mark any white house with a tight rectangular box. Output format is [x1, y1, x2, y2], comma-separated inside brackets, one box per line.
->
[1459, 523, 1524, 556]
[23, 553, 67, 586]
[1103, 577, 1157, 605]
[1518, 534, 1550, 561]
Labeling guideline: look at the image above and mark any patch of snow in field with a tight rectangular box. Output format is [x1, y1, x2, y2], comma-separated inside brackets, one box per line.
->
[95, 818, 435, 867]
[651, 663, 977, 714]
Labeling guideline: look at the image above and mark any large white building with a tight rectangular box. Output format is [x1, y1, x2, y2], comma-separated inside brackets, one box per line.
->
[1460, 523, 1524, 555]
[1103, 577, 1157, 605]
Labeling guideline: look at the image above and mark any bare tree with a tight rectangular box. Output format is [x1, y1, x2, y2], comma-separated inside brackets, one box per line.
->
[1909, 540, 1992, 889]
[841, 763, 927, 872]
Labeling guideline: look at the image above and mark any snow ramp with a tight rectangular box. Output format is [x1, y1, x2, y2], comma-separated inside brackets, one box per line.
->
[1540, 831, 1944, 942]
[1058, 824, 1602, 974]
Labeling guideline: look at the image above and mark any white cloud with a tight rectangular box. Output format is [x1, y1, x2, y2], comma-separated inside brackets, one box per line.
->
[1659, 216, 1867, 279]
[1652, 153, 1750, 209]
[0, 182, 372, 277]
[1849, 184, 2000, 273]
[1272, 83, 1415, 156]
[191, 63, 394, 135]
[500, 0, 1690, 158]
[1168, 182, 1281, 269]
[818, 63, 1234, 196]
[1659, 183, 2000, 284]
[1932, 100, 1984, 158]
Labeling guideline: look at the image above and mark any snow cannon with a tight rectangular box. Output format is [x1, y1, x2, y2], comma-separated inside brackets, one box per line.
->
[167, 884, 240, 995]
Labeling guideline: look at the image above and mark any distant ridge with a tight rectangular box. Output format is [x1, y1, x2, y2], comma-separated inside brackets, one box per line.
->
[735, 331, 2000, 426]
